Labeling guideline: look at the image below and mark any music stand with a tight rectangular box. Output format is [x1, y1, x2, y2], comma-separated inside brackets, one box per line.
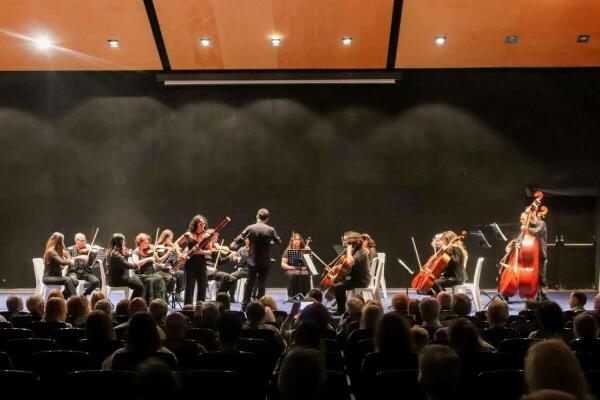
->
[397, 258, 415, 296]
[490, 223, 508, 242]
[284, 250, 314, 303]
[468, 230, 491, 249]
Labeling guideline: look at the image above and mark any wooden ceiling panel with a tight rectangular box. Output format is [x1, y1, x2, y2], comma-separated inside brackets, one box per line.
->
[154, 0, 394, 69]
[396, 0, 600, 68]
[0, 0, 161, 71]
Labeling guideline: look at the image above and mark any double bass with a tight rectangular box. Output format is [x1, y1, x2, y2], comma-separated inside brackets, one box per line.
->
[411, 231, 467, 292]
[498, 191, 547, 299]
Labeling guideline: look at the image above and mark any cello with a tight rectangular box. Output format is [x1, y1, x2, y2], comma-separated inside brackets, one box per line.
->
[411, 231, 467, 292]
[498, 191, 547, 299]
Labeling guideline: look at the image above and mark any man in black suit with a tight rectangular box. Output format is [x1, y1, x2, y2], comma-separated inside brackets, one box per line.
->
[231, 208, 282, 310]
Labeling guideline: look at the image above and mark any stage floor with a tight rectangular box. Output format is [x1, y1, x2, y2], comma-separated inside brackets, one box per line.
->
[0, 288, 595, 315]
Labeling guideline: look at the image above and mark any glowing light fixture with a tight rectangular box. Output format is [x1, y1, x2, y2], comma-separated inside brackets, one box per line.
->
[341, 37, 353, 46]
[435, 36, 447, 45]
[107, 39, 120, 48]
[199, 38, 211, 47]
[270, 37, 282, 47]
[34, 35, 53, 50]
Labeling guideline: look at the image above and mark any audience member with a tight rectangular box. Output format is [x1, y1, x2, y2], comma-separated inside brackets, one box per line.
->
[307, 288, 323, 303]
[66, 295, 89, 328]
[94, 299, 113, 316]
[336, 296, 364, 338]
[419, 345, 461, 400]
[216, 292, 231, 312]
[529, 301, 571, 342]
[448, 318, 493, 354]
[163, 312, 206, 355]
[360, 302, 383, 331]
[5, 295, 24, 319]
[26, 295, 45, 320]
[44, 297, 70, 326]
[291, 320, 321, 350]
[115, 298, 131, 316]
[217, 311, 243, 352]
[419, 297, 442, 338]
[480, 300, 519, 347]
[90, 291, 106, 310]
[149, 299, 169, 332]
[47, 289, 65, 300]
[525, 340, 589, 400]
[278, 348, 326, 400]
[411, 326, 429, 352]
[450, 293, 472, 318]
[569, 291, 587, 313]
[258, 295, 278, 311]
[194, 301, 220, 330]
[135, 358, 181, 399]
[85, 310, 116, 342]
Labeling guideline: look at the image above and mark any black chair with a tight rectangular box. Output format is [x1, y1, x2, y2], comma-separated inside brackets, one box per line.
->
[178, 370, 244, 400]
[29, 321, 67, 338]
[0, 321, 13, 329]
[323, 351, 345, 373]
[571, 338, 600, 355]
[179, 310, 195, 321]
[225, 310, 247, 321]
[509, 320, 540, 338]
[374, 370, 425, 399]
[0, 328, 33, 350]
[585, 370, 600, 398]
[272, 310, 288, 325]
[477, 370, 525, 400]
[186, 328, 219, 351]
[49, 328, 86, 349]
[10, 315, 38, 328]
[68, 370, 137, 400]
[163, 339, 202, 370]
[195, 352, 265, 399]
[322, 329, 337, 340]
[31, 350, 92, 385]
[462, 351, 520, 373]
[0, 370, 41, 397]
[114, 314, 130, 324]
[497, 338, 539, 364]
[76, 339, 125, 369]
[480, 327, 520, 348]
[241, 328, 284, 357]
[111, 351, 178, 371]
[466, 316, 489, 329]
[268, 370, 350, 400]
[360, 351, 418, 396]
[0, 352, 12, 369]
[6, 338, 57, 370]
[507, 315, 526, 325]
[321, 338, 341, 354]
[575, 352, 600, 371]
[475, 310, 487, 320]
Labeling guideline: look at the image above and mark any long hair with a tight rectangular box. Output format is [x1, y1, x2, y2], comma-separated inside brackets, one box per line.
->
[44, 232, 67, 263]
[156, 229, 174, 245]
[108, 233, 125, 257]
[189, 215, 207, 233]
[286, 233, 306, 251]
[444, 230, 469, 260]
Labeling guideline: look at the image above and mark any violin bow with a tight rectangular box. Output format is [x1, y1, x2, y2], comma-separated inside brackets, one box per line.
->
[89, 227, 100, 248]
[214, 239, 225, 269]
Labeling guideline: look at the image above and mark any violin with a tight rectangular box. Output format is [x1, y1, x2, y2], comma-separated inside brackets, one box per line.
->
[498, 191, 548, 299]
[411, 231, 467, 293]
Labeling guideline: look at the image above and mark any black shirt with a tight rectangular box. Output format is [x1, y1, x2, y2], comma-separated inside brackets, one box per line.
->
[233, 222, 282, 267]
[349, 248, 371, 286]
[442, 246, 466, 281]
[108, 252, 136, 284]
[67, 245, 94, 274]
[44, 250, 70, 278]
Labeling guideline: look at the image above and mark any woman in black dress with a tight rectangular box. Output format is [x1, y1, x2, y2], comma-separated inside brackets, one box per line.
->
[107, 233, 145, 299]
[175, 215, 213, 305]
[43, 232, 81, 298]
[281, 233, 312, 298]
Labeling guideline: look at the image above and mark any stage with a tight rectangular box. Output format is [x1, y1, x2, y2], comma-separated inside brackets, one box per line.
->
[0, 288, 595, 315]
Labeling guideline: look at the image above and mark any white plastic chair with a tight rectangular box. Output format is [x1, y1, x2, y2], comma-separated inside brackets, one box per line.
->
[452, 257, 484, 312]
[33, 258, 65, 300]
[207, 279, 218, 301]
[235, 277, 247, 302]
[377, 252, 388, 298]
[100, 260, 132, 301]
[350, 253, 385, 302]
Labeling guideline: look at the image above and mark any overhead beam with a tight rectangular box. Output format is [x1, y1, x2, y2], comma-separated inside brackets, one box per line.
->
[386, 0, 404, 70]
[143, 0, 171, 71]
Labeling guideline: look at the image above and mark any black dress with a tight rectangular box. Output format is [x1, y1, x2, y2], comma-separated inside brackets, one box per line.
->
[132, 249, 167, 302]
[182, 234, 208, 305]
[282, 248, 311, 298]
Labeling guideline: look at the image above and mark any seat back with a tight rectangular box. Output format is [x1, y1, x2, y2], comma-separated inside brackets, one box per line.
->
[178, 370, 244, 400]
[497, 338, 538, 365]
[6, 338, 58, 370]
[76, 339, 125, 369]
[375, 370, 424, 399]
[31, 350, 92, 383]
[112, 351, 178, 371]
[50, 328, 86, 349]
[10, 315, 37, 329]
[0, 351, 13, 369]
[476, 370, 525, 400]
[68, 370, 136, 400]
[241, 328, 284, 357]
[32, 258, 45, 295]
[186, 328, 219, 351]
[0, 328, 34, 350]
[30, 320, 67, 339]
[0, 370, 41, 397]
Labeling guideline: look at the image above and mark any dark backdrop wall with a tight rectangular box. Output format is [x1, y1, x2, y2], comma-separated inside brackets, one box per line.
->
[1, 69, 599, 290]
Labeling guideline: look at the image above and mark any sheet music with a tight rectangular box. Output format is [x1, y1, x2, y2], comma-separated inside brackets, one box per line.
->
[303, 253, 319, 276]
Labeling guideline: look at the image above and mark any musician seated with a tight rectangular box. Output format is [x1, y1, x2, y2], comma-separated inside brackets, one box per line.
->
[205, 231, 235, 295]
[430, 231, 468, 295]
[281, 233, 311, 299]
[67, 233, 101, 296]
[154, 229, 185, 296]
[43, 232, 79, 298]
[219, 238, 251, 302]
[132, 233, 167, 302]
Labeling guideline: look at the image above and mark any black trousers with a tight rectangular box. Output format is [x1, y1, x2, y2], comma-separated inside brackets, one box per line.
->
[68, 272, 100, 296]
[43, 275, 78, 298]
[432, 277, 462, 295]
[334, 279, 364, 314]
[242, 263, 269, 306]
[184, 262, 207, 305]
[219, 268, 249, 301]
[159, 270, 185, 293]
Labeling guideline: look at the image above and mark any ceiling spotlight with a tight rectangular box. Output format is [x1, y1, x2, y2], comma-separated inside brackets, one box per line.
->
[199, 38, 211, 47]
[107, 39, 120, 48]
[341, 37, 353, 46]
[577, 34, 591, 43]
[270, 37, 282, 47]
[435, 36, 447, 45]
[505, 35, 519, 44]
[34, 36, 53, 50]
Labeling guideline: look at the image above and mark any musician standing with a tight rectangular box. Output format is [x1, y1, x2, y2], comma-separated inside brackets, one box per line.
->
[281, 233, 311, 298]
[67, 233, 101, 296]
[512, 209, 548, 301]
[332, 232, 370, 315]
[231, 208, 281, 311]
[175, 215, 213, 305]
[431, 231, 467, 295]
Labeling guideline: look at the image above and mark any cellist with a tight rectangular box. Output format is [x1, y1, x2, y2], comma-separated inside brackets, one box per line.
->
[430, 231, 468, 295]
[505, 208, 549, 301]
[332, 231, 370, 315]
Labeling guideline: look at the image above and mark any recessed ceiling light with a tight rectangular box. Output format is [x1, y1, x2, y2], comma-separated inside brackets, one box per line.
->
[505, 35, 519, 44]
[341, 37, 353, 46]
[435, 36, 447, 45]
[577, 34, 591, 43]
[199, 38, 211, 47]
[107, 39, 120, 48]
[34, 36, 53, 50]
[270, 37, 282, 47]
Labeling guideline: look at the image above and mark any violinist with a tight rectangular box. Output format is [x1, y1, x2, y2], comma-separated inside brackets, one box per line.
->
[106, 233, 145, 299]
[205, 230, 235, 292]
[155, 229, 185, 295]
[506, 208, 548, 301]
[362, 233, 378, 265]
[281, 233, 312, 298]
[332, 231, 370, 315]
[66, 233, 101, 296]
[220, 238, 251, 302]
[131, 233, 167, 302]
[42, 232, 80, 298]
[175, 215, 213, 305]
[430, 231, 468, 295]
